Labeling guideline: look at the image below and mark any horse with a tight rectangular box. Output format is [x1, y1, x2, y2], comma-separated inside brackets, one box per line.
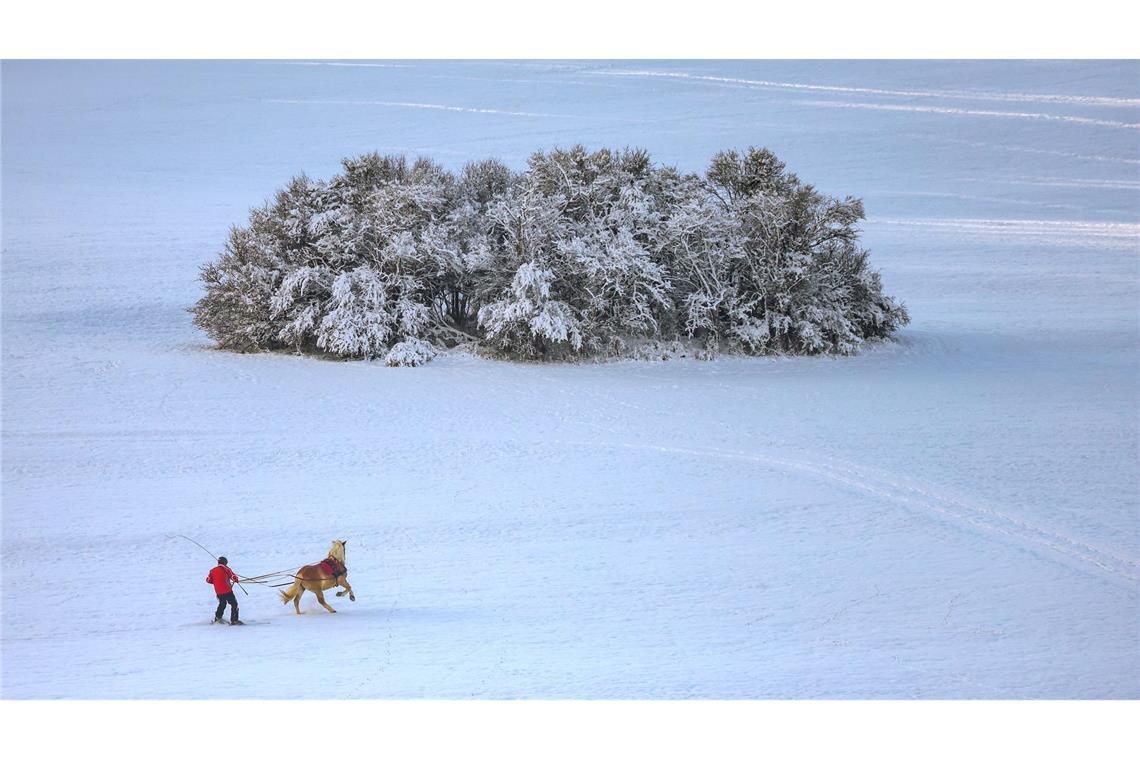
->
[279, 539, 356, 614]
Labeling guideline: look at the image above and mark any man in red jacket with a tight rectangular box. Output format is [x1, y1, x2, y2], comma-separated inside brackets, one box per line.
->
[207, 556, 243, 625]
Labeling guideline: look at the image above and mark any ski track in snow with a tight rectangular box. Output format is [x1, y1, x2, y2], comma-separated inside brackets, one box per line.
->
[799, 100, 1140, 130]
[594, 68, 1140, 129]
[263, 98, 573, 119]
[868, 218, 1140, 250]
[978, 177, 1140, 191]
[905, 134, 1140, 167]
[593, 442, 1140, 586]
[872, 190, 1087, 214]
[258, 61, 413, 69]
[594, 69, 1140, 109]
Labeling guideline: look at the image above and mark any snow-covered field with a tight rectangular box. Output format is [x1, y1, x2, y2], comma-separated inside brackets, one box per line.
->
[2, 60, 1137, 699]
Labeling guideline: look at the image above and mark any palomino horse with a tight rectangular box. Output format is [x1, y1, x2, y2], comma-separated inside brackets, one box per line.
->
[279, 539, 356, 614]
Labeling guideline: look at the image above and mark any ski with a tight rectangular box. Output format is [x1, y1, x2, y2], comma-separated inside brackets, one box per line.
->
[207, 619, 267, 626]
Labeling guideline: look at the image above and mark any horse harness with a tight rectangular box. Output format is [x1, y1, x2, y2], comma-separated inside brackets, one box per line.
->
[318, 556, 347, 583]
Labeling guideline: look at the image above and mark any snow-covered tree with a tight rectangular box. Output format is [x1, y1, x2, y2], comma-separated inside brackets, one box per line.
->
[193, 175, 326, 352]
[649, 170, 738, 347]
[193, 145, 908, 365]
[475, 146, 675, 358]
[475, 184, 584, 358]
[479, 260, 583, 359]
[385, 337, 438, 367]
[194, 154, 462, 360]
[193, 223, 285, 352]
[703, 147, 909, 354]
[443, 159, 517, 331]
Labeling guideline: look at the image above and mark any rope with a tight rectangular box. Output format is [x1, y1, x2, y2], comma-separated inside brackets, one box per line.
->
[234, 576, 297, 588]
[237, 567, 301, 582]
[240, 563, 349, 588]
[173, 534, 248, 595]
[173, 535, 347, 594]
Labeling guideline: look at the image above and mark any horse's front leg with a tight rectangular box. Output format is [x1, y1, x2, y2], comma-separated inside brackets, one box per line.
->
[335, 575, 356, 602]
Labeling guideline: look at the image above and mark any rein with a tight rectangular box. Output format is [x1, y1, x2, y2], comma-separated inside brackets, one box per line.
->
[236, 558, 348, 588]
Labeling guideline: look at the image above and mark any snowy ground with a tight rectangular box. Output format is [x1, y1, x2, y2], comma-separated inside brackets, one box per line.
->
[2, 60, 1137, 698]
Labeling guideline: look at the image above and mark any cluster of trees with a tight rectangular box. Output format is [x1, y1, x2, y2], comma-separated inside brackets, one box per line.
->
[192, 146, 908, 365]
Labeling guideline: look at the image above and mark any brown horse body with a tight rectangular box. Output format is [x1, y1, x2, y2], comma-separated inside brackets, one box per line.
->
[279, 539, 356, 614]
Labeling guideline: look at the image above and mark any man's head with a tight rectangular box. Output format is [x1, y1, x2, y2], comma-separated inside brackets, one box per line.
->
[218, 556, 228, 566]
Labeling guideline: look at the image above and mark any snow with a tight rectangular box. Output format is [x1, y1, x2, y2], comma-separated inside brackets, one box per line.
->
[2, 60, 1137, 698]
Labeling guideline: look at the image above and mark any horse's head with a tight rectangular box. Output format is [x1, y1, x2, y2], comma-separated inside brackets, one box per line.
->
[329, 539, 347, 562]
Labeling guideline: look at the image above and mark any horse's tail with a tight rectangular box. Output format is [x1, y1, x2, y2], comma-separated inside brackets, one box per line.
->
[280, 580, 299, 604]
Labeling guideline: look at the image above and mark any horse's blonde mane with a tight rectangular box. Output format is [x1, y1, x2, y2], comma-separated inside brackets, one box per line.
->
[328, 539, 346, 563]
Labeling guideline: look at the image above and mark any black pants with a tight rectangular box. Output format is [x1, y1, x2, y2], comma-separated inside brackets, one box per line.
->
[215, 592, 238, 622]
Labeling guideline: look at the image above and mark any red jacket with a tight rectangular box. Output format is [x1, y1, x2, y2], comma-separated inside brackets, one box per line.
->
[207, 565, 238, 595]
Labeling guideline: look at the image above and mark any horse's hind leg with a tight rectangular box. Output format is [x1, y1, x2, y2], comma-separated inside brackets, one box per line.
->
[313, 587, 336, 614]
[293, 586, 306, 615]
